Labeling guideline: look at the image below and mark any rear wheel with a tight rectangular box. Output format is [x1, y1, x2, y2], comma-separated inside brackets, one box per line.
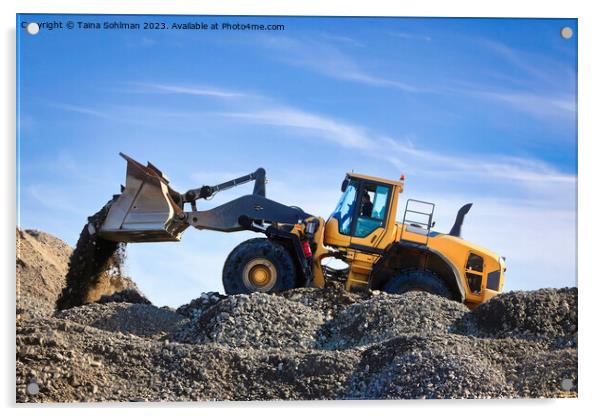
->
[222, 238, 296, 295]
[383, 269, 453, 299]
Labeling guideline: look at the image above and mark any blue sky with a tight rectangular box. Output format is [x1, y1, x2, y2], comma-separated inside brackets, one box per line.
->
[17, 15, 577, 307]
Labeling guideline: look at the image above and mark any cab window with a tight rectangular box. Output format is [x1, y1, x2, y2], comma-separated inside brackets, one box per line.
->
[354, 184, 390, 237]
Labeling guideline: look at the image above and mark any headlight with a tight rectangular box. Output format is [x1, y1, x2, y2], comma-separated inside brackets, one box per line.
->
[499, 256, 506, 272]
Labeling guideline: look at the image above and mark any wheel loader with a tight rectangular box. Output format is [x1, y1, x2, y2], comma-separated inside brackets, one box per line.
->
[98, 153, 505, 307]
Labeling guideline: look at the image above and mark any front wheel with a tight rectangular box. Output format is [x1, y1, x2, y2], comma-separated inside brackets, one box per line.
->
[383, 269, 453, 299]
[222, 238, 297, 295]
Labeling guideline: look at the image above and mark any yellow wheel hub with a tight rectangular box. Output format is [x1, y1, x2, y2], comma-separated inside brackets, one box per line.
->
[249, 265, 271, 286]
[242, 258, 278, 291]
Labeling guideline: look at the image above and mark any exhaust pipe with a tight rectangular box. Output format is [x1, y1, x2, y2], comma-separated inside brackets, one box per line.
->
[449, 203, 473, 238]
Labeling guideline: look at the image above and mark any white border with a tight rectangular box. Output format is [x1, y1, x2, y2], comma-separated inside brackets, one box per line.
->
[3, 1, 601, 415]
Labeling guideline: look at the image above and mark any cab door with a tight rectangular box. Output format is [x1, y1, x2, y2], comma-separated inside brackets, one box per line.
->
[350, 182, 392, 250]
[345, 182, 393, 289]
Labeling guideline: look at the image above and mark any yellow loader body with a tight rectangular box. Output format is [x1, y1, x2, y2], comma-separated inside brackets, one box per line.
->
[100, 154, 504, 307]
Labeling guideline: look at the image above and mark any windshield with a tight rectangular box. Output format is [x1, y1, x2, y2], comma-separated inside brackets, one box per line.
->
[330, 180, 357, 235]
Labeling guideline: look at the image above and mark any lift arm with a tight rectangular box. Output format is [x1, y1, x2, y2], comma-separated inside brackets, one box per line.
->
[99, 154, 306, 242]
[182, 168, 266, 208]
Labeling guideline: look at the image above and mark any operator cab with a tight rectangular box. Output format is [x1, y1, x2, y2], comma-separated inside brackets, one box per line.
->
[324, 173, 404, 249]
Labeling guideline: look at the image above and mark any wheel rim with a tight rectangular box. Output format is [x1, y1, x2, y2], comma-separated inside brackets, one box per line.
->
[243, 258, 277, 291]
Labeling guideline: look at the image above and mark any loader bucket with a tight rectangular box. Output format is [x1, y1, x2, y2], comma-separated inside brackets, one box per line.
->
[99, 153, 189, 242]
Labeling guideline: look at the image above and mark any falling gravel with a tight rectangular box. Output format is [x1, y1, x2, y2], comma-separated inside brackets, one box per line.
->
[55, 202, 149, 310]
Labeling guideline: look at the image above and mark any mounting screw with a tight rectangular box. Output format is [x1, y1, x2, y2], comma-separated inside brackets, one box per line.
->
[26, 22, 40, 35]
[26, 378, 39, 395]
[560, 27, 573, 39]
[561, 378, 574, 391]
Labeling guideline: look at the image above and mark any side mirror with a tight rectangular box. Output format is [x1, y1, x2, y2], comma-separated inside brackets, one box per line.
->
[341, 177, 349, 192]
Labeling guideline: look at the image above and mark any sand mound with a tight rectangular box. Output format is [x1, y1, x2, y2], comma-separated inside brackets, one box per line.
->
[17, 228, 72, 318]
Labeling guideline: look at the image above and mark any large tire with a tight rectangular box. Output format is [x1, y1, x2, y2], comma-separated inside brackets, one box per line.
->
[383, 269, 453, 299]
[222, 238, 297, 295]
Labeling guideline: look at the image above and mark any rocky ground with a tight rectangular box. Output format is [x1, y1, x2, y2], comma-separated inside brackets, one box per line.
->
[16, 228, 578, 402]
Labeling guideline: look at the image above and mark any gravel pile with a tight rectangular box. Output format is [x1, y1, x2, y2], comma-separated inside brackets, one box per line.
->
[469, 288, 578, 347]
[318, 291, 472, 350]
[279, 287, 370, 318]
[173, 292, 324, 349]
[56, 303, 189, 339]
[16, 228, 578, 402]
[16, 316, 359, 402]
[176, 292, 227, 319]
[345, 334, 511, 399]
[510, 348, 578, 397]
[17, 287, 578, 402]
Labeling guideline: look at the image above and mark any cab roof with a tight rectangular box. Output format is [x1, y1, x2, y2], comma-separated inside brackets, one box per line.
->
[346, 172, 405, 189]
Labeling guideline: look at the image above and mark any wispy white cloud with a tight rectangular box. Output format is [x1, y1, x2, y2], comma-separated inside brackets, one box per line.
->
[132, 83, 251, 98]
[320, 33, 364, 47]
[389, 31, 432, 42]
[337, 70, 421, 92]
[50, 102, 112, 119]
[50, 78, 576, 191]
[471, 90, 576, 117]
[256, 34, 576, 120]
[219, 107, 375, 149]
[258, 35, 421, 93]
[476, 38, 575, 86]
[217, 103, 575, 188]
[444, 37, 577, 118]
[380, 137, 576, 185]
[479, 38, 550, 80]
[49, 77, 575, 193]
